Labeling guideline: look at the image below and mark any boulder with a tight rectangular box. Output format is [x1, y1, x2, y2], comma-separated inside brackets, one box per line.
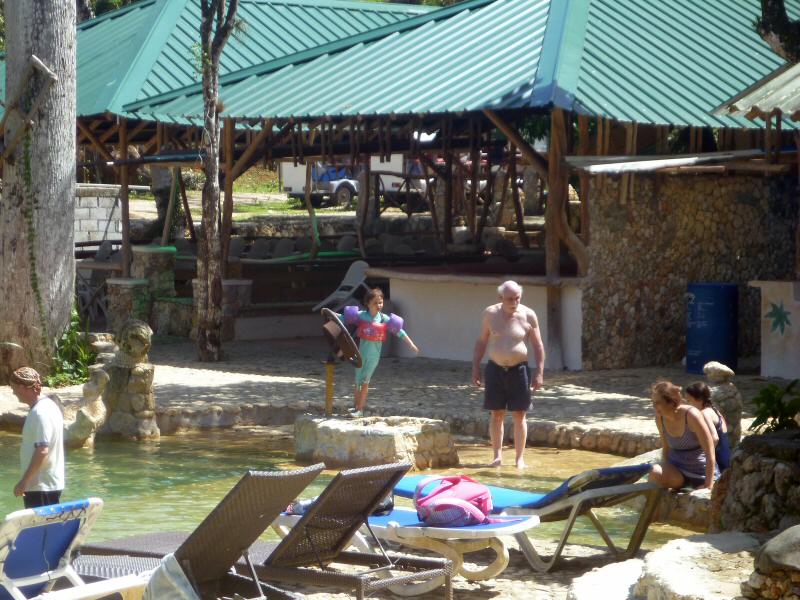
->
[294, 414, 459, 470]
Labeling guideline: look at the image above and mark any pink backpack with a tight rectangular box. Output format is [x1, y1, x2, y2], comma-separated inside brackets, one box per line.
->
[413, 475, 494, 527]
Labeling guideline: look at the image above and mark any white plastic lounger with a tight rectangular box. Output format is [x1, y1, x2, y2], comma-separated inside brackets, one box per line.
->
[273, 506, 538, 595]
[0, 498, 103, 600]
[394, 464, 661, 573]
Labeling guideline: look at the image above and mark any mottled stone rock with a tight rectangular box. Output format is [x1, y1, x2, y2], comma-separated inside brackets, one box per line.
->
[634, 532, 760, 600]
[704, 361, 735, 383]
[294, 414, 459, 470]
[567, 558, 644, 600]
[757, 526, 800, 574]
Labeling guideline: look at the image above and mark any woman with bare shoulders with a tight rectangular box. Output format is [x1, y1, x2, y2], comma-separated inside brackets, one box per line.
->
[684, 381, 731, 471]
[648, 381, 718, 490]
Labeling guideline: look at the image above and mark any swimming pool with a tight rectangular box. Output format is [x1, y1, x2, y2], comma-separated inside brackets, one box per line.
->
[0, 429, 690, 547]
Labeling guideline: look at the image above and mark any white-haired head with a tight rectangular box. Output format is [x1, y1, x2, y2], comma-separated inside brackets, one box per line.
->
[497, 280, 522, 298]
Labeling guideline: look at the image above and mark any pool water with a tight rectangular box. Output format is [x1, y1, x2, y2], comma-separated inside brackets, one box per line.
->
[0, 429, 691, 548]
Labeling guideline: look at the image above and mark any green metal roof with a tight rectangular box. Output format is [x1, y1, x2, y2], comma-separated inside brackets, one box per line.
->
[124, 0, 799, 128]
[0, 0, 431, 120]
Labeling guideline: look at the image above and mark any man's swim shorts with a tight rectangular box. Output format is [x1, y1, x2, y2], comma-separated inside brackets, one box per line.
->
[483, 360, 532, 411]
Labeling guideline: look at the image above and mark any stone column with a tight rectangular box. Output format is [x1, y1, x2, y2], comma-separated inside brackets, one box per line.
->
[704, 361, 743, 448]
[221, 279, 252, 341]
[131, 245, 177, 298]
[106, 278, 149, 336]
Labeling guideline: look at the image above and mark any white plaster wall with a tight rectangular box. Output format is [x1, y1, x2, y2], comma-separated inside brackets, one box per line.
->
[388, 279, 582, 370]
[751, 280, 800, 379]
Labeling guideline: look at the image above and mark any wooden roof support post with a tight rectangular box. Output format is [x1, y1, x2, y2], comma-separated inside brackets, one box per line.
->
[356, 157, 370, 258]
[444, 153, 453, 244]
[546, 109, 567, 370]
[577, 114, 591, 244]
[550, 109, 589, 276]
[177, 171, 197, 243]
[795, 130, 800, 279]
[119, 118, 131, 277]
[509, 147, 528, 248]
[221, 118, 235, 274]
[303, 161, 321, 259]
[483, 108, 548, 181]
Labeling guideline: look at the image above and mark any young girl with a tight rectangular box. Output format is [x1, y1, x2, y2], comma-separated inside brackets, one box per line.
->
[343, 287, 419, 417]
[649, 381, 718, 490]
[684, 382, 731, 471]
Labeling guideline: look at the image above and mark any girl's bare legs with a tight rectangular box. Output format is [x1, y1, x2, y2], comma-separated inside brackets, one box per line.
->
[355, 383, 369, 412]
[649, 462, 685, 489]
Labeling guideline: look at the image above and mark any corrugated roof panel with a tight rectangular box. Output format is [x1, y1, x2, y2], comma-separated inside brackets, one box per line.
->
[574, 0, 791, 126]
[138, 0, 431, 101]
[128, 0, 549, 120]
[126, 0, 797, 128]
[716, 61, 800, 119]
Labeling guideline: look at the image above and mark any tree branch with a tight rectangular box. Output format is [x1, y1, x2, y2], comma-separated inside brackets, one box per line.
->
[757, 0, 800, 62]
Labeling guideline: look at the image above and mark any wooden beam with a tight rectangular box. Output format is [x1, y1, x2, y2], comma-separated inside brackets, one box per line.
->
[230, 119, 273, 180]
[577, 114, 591, 245]
[549, 109, 589, 276]
[509, 145, 529, 249]
[484, 109, 548, 181]
[77, 121, 114, 162]
[119, 119, 131, 278]
[177, 170, 197, 243]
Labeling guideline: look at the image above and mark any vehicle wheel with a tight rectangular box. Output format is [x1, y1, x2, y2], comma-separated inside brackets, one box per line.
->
[333, 184, 355, 206]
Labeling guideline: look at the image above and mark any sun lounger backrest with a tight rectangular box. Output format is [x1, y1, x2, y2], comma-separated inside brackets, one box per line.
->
[0, 498, 102, 600]
[174, 464, 324, 586]
[266, 462, 411, 568]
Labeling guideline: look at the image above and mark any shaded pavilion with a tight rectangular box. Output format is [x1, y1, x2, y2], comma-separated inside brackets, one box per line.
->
[0, 0, 432, 272]
[117, 0, 799, 368]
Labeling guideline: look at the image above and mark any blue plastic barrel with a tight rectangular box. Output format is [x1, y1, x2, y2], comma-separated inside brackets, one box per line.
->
[686, 283, 738, 374]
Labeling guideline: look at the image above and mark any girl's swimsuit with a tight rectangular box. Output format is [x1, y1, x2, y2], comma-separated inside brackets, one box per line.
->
[711, 406, 731, 471]
[662, 412, 719, 487]
[346, 310, 407, 385]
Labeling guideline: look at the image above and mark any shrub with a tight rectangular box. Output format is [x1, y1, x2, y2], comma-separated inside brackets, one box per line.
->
[43, 308, 96, 388]
[749, 379, 800, 433]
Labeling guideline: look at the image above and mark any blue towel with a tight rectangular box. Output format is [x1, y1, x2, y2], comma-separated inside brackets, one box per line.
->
[394, 464, 652, 513]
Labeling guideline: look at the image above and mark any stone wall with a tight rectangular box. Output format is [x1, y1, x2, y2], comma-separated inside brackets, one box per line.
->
[715, 430, 800, 533]
[74, 184, 122, 243]
[582, 175, 797, 369]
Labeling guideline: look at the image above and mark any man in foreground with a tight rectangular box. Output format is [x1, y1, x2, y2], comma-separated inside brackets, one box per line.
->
[472, 281, 545, 468]
[11, 367, 65, 507]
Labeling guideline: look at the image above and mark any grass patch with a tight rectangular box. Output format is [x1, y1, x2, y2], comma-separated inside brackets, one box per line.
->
[233, 166, 281, 194]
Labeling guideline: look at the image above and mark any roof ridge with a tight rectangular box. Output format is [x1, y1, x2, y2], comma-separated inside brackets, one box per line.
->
[106, 0, 191, 113]
[527, 0, 590, 111]
[124, 0, 495, 113]
[240, 0, 436, 13]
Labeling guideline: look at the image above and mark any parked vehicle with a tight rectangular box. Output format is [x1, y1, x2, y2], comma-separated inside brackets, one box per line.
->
[279, 155, 427, 210]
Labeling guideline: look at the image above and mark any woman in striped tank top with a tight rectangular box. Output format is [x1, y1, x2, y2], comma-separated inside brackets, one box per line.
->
[648, 381, 718, 490]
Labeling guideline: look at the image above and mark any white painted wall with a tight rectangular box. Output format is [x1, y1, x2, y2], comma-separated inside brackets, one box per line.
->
[751, 280, 800, 379]
[387, 278, 582, 370]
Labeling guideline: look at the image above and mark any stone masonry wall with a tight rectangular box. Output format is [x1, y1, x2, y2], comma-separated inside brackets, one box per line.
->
[75, 184, 122, 243]
[583, 175, 797, 369]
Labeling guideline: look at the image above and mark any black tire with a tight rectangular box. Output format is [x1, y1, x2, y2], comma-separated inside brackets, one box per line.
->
[332, 184, 355, 206]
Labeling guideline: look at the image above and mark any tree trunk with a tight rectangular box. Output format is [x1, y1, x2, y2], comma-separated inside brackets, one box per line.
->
[758, 0, 800, 62]
[76, 0, 94, 22]
[195, 0, 238, 361]
[1, 0, 76, 378]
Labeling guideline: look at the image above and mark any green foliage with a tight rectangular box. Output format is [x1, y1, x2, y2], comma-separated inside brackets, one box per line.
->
[43, 309, 96, 388]
[749, 379, 800, 433]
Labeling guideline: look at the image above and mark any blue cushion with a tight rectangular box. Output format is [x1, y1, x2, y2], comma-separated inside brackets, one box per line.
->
[394, 464, 652, 513]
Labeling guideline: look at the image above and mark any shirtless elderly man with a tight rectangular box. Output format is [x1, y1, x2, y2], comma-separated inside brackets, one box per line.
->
[472, 280, 545, 468]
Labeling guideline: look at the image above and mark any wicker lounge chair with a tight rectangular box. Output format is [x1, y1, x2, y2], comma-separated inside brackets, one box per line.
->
[395, 464, 661, 573]
[72, 464, 326, 599]
[76, 463, 452, 599]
